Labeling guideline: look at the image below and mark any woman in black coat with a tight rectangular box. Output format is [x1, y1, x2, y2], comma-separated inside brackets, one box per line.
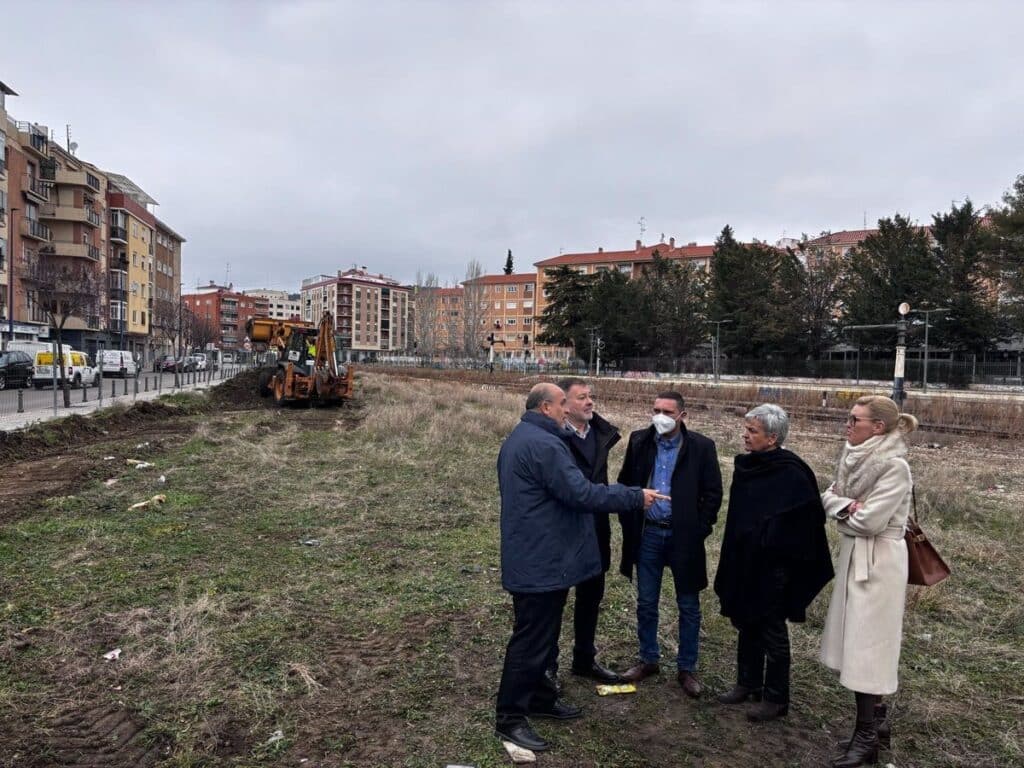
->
[713, 404, 834, 722]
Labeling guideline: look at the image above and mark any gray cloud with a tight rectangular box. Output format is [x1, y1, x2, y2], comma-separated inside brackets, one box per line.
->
[6, 0, 1023, 289]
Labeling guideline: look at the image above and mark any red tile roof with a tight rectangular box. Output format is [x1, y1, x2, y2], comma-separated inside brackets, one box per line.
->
[463, 272, 536, 285]
[534, 243, 714, 268]
[805, 226, 931, 248]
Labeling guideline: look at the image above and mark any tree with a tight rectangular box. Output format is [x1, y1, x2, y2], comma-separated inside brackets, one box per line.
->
[537, 265, 593, 355]
[32, 258, 101, 406]
[840, 215, 941, 349]
[585, 268, 643, 363]
[412, 271, 441, 356]
[929, 199, 1002, 353]
[989, 173, 1024, 337]
[151, 297, 181, 357]
[635, 252, 708, 359]
[460, 259, 488, 356]
[503, 249, 514, 275]
[708, 226, 804, 356]
[790, 234, 846, 358]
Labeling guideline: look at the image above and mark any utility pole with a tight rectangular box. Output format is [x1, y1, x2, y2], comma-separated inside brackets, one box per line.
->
[706, 319, 732, 383]
[843, 301, 913, 405]
[916, 307, 950, 393]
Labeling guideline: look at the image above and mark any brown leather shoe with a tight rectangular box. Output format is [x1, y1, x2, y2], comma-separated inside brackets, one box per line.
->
[620, 662, 660, 682]
[677, 670, 702, 698]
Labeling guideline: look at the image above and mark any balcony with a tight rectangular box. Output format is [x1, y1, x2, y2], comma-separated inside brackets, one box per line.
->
[22, 218, 53, 242]
[46, 240, 100, 261]
[53, 167, 102, 191]
[22, 175, 51, 203]
[110, 224, 128, 243]
[16, 122, 49, 159]
[40, 203, 102, 228]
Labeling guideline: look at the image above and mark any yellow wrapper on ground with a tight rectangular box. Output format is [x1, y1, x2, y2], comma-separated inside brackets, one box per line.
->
[596, 683, 637, 696]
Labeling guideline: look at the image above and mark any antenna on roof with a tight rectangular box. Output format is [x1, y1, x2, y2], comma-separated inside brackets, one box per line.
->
[225, 262, 231, 286]
[863, 210, 867, 228]
[638, 216, 647, 241]
[66, 124, 75, 154]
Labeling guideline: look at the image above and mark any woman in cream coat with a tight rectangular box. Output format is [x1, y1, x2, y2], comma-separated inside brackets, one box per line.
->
[820, 395, 917, 768]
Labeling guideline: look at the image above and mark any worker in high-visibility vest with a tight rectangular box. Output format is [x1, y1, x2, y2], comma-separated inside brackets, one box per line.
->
[306, 338, 317, 359]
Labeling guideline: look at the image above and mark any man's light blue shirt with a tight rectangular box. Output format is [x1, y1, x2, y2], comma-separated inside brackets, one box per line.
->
[648, 431, 681, 523]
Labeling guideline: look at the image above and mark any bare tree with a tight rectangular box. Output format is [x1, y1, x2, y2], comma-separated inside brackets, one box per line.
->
[413, 271, 441, 356]
[151, 297, 180, 357]
[186, 310, 220, 353]
[461, 259, 487, 357]
[29, 257, 101, 406]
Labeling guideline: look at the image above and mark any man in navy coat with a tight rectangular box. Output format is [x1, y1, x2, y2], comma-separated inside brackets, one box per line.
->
[496, 382, 661, 752]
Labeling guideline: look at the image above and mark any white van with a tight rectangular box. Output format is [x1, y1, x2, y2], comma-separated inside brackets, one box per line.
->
[98, 350, 139, 378]
[33, 350, 98, 389]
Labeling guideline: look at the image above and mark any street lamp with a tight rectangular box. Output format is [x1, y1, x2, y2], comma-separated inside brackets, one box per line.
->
[894, 302, 910, 406]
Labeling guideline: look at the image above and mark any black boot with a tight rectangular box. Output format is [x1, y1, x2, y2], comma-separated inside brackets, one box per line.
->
[831, 719, 878, 767]
[874, 703, 890, 749]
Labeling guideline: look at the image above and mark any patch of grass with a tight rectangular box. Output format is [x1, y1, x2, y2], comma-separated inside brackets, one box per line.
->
[1, 373, 1020, 767]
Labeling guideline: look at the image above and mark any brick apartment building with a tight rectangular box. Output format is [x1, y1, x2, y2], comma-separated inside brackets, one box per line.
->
[184, 283, 269, 351]
[153, 218, 185, 358]
[300, 268, 411, 359]
[1, 77, 184, 360]
[242, 288, 301, 321]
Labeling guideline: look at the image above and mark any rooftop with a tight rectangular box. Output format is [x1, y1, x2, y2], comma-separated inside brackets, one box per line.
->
[535, 241, 715, 268]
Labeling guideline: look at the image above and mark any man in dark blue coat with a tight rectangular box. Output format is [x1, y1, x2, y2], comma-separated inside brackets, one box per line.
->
[496, 382, 661, 753]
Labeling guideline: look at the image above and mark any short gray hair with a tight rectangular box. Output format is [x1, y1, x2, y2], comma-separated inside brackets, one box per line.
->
[526, 383, 558, 411]
[745, 403, 789, 445]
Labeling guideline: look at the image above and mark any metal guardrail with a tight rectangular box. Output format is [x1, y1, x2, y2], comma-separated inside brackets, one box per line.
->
[0, 363, 253, 426]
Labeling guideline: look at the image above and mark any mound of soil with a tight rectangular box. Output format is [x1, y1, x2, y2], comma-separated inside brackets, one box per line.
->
[0, 399, 202, 464]
[208, 368, 268, 410]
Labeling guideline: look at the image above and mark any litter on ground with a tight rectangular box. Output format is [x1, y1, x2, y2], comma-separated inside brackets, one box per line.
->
[596, 683, 637, 696]
[126, 459, 154, 469]
[103, 478, 119, 487]
[129, 495, 167, 511]
[264, 729, 284, 745]
[502, 741, 536, 764]
[102, 648, 122, 661]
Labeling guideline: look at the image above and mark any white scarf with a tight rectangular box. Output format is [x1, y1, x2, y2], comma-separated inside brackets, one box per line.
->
[833, 430, 908, 501]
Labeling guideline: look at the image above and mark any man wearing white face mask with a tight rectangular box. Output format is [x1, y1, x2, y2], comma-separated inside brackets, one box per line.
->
[617, 392, 723, 698]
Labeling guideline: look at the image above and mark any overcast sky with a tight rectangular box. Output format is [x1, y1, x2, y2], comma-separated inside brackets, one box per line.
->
[5, 1, 1023, 291]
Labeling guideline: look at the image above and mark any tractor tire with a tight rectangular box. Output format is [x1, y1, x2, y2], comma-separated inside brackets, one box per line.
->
[272, 375, 287, 407]
[257, 368, 274, 398]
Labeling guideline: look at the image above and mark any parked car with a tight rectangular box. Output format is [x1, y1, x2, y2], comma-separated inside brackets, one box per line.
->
[98, 349, 139, 378]
[0, 350, 34, 390]
[33, 350, 98, 389]
[189, 353, 208, 372]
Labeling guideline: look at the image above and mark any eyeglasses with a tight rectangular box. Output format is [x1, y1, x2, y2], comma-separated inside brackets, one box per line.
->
[845, 415, 880, 425]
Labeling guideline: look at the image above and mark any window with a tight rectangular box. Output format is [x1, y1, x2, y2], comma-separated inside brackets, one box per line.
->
[141, 312, 146, 325]
[132, 310, 138, 323]
[523, 283, 533, 293]
[523, 317, 533, 326]
[617, 264, 632, 273]
[507, 285, 517, 293]
[523, 300, 533, 309]
[493, 302, 501, 309]
[506, 318, 516, 326]
[506, 302, 517, 309]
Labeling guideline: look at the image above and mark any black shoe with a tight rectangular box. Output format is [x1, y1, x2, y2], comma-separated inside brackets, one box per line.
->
[717, 684, 762, 705]
[746, 700, 789, 722]
[571, 659, 624, 684]
[495, 721, 550, 752]
[542, 667, 563, 697]
[529, 699, 583, 720]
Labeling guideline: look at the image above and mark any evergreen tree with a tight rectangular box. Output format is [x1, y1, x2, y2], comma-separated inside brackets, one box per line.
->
[503, 249, 514, 275]
[790, 235, 846, 358]
[929, 200, 1002, 353]
[537, 265, 594, 354]
[584, 269, 643, 363]
[840, 215, 941, 349]
[708, 226, 804, 356]
[989, 174, 1024, 336]
[635, 252, 708, 359]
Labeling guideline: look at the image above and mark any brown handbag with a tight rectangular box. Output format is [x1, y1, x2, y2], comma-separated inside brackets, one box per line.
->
[906, 488, 951, 586]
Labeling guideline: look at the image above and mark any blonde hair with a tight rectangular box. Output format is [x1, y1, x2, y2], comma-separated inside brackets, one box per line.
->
[855, 395, 918, 434]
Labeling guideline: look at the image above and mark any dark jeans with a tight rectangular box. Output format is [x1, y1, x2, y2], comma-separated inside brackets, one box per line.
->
[735, 615, 791, 705]
[637, 526, 700, 671]
[496, 589, 568, 728]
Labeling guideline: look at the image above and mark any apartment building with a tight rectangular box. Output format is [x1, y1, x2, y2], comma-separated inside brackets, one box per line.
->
[300, 268, 411, 359]
[413, 285, 464, 354]
[242, 288, 301, 321]
[153, 219, 185, 357]
[0, 81, 13, 335]
[184, 282, 268, 351]
[463, 273, 542, 359]
[529, 238, 714, 360]
[105, 174, 158, 358]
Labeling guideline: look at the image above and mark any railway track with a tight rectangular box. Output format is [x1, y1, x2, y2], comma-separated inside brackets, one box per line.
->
[369, 366, 1024, 440]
